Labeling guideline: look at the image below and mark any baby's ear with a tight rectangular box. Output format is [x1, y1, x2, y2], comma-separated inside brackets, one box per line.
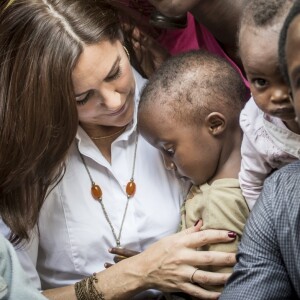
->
[205, 112, 226, 136]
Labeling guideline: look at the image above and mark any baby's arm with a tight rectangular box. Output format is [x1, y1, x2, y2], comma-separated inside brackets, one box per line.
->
[148, 0, 242, 48]
[148, 0, 199, 16]
[239, 98, 275, 210]
[239, 133, 273, 210]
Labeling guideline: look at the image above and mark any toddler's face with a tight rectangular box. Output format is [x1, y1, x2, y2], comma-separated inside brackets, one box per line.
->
[239, 24, 295, 121]
[138, 102, 221, 186]
[286, 15, 300, 125]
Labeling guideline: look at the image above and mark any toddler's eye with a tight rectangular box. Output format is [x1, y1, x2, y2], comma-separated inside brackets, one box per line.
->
[253, 78, 268, 89]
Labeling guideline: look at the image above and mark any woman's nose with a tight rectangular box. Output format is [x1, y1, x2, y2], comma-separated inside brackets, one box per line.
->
[100, 88, 122, 109]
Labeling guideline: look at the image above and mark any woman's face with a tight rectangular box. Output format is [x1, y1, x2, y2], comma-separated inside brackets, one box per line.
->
[72, 40, 135, 128]
[286, 15, 300, 125]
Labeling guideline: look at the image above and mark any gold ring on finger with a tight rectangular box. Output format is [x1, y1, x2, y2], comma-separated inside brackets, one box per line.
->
[190, 268, 199, 284]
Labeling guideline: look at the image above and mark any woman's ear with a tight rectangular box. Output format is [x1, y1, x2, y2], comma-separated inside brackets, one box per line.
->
[204, 112, 226, 136]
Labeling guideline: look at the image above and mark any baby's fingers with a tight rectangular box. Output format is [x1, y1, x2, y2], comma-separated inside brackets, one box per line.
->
[109, 247, 140, 257]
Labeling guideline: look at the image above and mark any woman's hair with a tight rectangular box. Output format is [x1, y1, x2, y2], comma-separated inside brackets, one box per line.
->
[279, 0, 300, 84]
[0, 0, 123, 245]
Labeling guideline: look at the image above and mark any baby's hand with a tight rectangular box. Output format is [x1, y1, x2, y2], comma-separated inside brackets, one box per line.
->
[104, 247, 140, 268]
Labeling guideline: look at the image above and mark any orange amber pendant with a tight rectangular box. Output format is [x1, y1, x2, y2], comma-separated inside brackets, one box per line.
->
[91, 184, 102, 200]
[126, 180, 136, 197]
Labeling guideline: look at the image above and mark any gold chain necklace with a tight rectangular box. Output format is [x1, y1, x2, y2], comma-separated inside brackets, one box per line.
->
[78, 131, 138, 248]
[89, 126, 127, 140]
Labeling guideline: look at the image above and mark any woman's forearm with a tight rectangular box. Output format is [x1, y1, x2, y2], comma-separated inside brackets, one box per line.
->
[42, 285, 76, 300]
[148, 0, 199, 16]
[42, 255, 147, 300]
[42, 225, 236, 300]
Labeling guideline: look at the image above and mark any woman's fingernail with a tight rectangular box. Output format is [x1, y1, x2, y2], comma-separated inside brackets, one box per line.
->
[194, 219, 201, 226]
[228, 231, 237, 238]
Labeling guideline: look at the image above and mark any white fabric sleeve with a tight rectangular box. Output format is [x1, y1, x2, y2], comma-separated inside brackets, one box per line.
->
[239, 134, 272, 210]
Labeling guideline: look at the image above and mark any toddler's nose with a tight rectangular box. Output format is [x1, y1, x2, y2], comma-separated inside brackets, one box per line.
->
[271, 88, 290, 104]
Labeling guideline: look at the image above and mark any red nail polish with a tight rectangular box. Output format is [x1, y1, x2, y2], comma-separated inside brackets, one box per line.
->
[194, 219, 201, 226]
[228, 231, 237, 238]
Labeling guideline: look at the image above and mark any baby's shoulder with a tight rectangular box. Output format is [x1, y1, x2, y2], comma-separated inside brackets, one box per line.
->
[240, 98, 264, 132]
[240, 98, 269, 144]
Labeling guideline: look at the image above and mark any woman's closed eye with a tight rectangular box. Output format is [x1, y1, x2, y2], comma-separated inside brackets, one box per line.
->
[106, 66, 122, 82]
[76, 90, 94, 106]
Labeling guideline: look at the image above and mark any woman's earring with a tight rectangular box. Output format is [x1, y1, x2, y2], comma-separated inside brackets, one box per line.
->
[123, 46, 130, 61]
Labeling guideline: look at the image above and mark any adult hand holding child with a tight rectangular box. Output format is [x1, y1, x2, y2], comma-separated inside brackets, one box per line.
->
[107, 221, 237, 299]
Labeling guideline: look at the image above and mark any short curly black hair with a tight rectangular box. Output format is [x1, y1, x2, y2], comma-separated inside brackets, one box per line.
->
[138, 50, 246, 128]
[278, 0, 300, 85]
[241, 0, 293, 27]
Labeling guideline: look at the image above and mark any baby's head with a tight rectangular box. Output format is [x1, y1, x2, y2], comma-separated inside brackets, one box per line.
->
[138, 50, 245, 185]
[239, 0, 295, 121]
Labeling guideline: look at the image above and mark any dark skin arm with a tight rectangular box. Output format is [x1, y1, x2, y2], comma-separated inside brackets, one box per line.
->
[148, 0, 244, 71]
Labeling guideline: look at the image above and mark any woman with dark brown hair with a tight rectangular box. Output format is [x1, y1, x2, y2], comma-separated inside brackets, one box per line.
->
[0, 0, 237, 299]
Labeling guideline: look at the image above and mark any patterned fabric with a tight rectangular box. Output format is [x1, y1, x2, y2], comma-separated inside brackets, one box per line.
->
[220, 161, 300, 299]
[180, 179, 249, 292]
[239, 97, 300, 210]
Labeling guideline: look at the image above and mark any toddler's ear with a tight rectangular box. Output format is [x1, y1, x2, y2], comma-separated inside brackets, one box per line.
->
[205, 112, 226, 135]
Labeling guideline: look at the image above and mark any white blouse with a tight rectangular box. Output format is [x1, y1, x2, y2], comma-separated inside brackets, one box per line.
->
[239, 97, 300, 210]
[9, 70, 185, 297]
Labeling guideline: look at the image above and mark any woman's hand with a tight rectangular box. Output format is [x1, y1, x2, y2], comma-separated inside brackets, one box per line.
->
[104, 222, 236, 299]
[135, 222, 236, 299]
